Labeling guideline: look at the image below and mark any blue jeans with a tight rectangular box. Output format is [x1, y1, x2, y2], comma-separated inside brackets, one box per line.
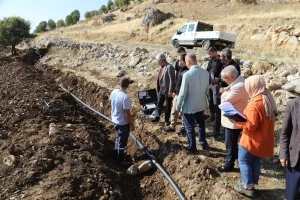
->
[224, 128, 241, 167]
[238, 146, 261, 185]
[114, 124, 130, 162]
[182, 111, 207, 153]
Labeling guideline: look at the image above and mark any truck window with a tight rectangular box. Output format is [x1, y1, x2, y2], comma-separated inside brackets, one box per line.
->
[196, 23, 213, 31]
[188, 24, 195, 32]
[178, 25, 187, 34]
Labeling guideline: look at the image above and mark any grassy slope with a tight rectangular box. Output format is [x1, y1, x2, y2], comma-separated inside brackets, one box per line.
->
[35, 0, 300, 57]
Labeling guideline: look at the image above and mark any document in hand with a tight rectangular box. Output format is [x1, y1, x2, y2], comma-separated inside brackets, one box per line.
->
[218, 102, 247, 122]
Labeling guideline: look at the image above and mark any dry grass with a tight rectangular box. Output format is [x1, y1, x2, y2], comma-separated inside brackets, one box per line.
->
[35, 0, 300, 57]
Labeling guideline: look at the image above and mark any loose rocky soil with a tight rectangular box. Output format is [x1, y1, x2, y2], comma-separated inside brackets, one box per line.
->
[0, 52, 141, 200]
[0, 50, 287, 200]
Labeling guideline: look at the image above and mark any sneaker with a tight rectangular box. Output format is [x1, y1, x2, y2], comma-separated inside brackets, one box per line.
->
[165, 127, 175, 133]
[217, 165, 234, 172]
[165, 121, 171, 126]
[234, 181, 255, 198]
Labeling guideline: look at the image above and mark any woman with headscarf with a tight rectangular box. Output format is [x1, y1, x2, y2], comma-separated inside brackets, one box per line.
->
[233, 75, 277, 197]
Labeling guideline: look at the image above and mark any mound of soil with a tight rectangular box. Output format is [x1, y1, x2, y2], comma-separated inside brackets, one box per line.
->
[0, 53, 141, 200]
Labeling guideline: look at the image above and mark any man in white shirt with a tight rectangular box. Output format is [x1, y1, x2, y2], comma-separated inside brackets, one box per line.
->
[110, 77, 135, 166]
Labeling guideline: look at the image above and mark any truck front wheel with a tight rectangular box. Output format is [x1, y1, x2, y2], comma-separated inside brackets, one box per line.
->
[202, 40, 211, 51]
[172, 40, 179, 48]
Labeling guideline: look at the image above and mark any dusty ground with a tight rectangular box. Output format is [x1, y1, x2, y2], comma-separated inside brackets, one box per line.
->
[0, 47, 287, 200]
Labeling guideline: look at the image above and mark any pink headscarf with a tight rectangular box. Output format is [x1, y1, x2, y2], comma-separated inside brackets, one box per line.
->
[245, 75, 277, 121]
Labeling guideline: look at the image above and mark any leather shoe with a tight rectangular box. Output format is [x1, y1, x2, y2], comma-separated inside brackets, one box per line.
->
[200, 143, 210, 150]
[151, 117, 160, 122]
[217, 165, 234, 172]
[165, 127, 175, 133]
[184, 147, 195, 154]
[205, 115, 215, 123]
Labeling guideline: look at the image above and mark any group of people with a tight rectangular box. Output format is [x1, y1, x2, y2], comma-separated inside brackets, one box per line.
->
[110, 47, 300, 200]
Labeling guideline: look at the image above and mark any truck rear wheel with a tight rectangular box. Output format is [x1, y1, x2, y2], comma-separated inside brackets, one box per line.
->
[172, 40, 179, 48]
[202, 40, 211, 51]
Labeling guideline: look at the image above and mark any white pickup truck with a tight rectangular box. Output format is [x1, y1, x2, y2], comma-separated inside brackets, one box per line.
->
[171, 21, 236, 50]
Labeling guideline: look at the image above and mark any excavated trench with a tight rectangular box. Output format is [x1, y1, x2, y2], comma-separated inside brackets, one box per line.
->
[0, 49, 286, 200]
[0, 50, 181, 200]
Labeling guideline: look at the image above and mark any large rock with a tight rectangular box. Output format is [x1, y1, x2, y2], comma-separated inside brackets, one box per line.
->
[141, 8, 174, 27]
[126, 164, 139, 176]
[267, 80, 283, 91]
[276, 31, 290, 46]
[287, 36, 298, 47]
[251, 61, 276, 75]
[138, 160, 153, 174]
[250, 33, 266, 40]
[281, 78, 300, 93]
[242, 60, 253, 68]
[293, 28, 300, 37]
[129, 56, 142, 67]
[281, 82, 296, 92]
[247, 27, 263, 36]
[102, 13, 116, 23]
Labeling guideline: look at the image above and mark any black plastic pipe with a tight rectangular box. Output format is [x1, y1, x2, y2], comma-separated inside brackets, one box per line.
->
[59, 85, 187, 200]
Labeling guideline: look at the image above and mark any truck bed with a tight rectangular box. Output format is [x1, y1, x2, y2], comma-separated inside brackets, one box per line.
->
[194, 31, 236, 42]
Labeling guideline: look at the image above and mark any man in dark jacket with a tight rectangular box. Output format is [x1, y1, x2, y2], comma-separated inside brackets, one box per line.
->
[206, 47, 223, 137]
[151, 53, 175, 126]
[165, 53, 188, 133]
[174, 46, 186, 81]
[219, 48, 241, 87]
[280, 97, 300, 200]
[211, 48, 241, 139]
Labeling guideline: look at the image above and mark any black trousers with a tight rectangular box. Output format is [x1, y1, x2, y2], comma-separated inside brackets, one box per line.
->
[224, 128, 241, 167]
[208, 88, 221, 134]
[157, 91, 173, 123]
[286, 160, 300, 200]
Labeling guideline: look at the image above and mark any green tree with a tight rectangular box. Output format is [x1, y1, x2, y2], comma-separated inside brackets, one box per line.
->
[99, 5, 107, 14]
[114, 0, 120, 8]
[71, 9, 80, 23]
[90, 10, 99, 17]
[57, 19, 65, 28]
[84, 11, 92, 19]
[65, 15, 74, 26]
[35, 21, 47, 33]
[107, 0, 113, 10]
[48, 19, 56, 30]
[0, 16, 31, 55]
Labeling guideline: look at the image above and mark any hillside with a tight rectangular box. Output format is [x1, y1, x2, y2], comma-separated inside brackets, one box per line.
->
[3, 1, 299, 199]
[34, 0, 300, 57]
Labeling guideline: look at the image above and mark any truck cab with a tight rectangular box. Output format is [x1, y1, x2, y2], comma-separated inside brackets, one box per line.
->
[171, 21, 236, 50]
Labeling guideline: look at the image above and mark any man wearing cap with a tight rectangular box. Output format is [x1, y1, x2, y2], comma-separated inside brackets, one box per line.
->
[110, 77, 135, 166]
[152, 53, 175, 127]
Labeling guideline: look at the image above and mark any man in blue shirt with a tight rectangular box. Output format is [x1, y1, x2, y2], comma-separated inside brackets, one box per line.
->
[176, 54, 210, 153]
[110, 77, 135, 166]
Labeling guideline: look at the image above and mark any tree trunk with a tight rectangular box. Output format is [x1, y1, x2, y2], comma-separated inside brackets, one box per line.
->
[11, 45, 17, 55]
